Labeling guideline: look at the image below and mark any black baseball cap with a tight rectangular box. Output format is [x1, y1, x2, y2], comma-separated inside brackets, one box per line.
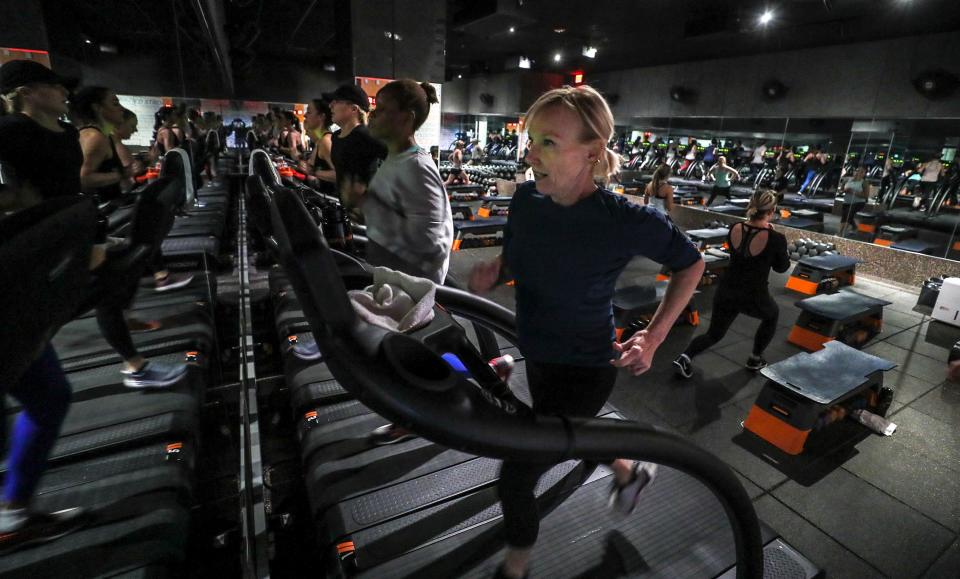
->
[321, 84, 370, 112]
[0, 59, 76, 94]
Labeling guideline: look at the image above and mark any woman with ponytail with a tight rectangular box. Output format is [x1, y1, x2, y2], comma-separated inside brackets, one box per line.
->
[467, 85, 704, 579]
[644, 162, 675, 214]
[674, 189, 790, 378]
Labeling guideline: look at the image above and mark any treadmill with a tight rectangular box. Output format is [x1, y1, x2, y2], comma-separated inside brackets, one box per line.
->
[266, 186, 823, 578]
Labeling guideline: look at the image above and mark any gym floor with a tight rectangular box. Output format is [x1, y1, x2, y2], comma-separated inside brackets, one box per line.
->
[448, 245, 960, 579]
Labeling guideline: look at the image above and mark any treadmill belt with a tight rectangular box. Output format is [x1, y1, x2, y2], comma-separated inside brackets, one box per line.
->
[0, 492, 189, 578]
[356, 465, 776, 579]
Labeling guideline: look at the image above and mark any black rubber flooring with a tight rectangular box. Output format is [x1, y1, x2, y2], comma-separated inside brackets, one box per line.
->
[448, 244, 960, 579]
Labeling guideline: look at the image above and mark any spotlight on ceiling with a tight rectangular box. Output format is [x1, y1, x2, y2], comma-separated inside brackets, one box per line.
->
[582, 46, 597, 59]
[759, 10, 774, 25]
[518, 56, 532, 69]
[509, 26, 515, 33]
[553, 53, 562, 63]
[554, 26, 566, 34]
[457, 74, 463, 79]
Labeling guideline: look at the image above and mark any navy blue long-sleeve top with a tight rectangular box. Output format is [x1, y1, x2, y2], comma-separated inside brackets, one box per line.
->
[503, 181, 701, 367]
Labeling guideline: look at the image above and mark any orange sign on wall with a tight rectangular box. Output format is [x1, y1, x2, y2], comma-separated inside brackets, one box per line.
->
[355, 76, 394, 110]
[0, 47, 51, 68]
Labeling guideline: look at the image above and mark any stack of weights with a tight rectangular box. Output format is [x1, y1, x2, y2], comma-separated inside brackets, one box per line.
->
[788, 238, 838, 261]
[439, 161, 519, 195]
[703, 219, 727, 229]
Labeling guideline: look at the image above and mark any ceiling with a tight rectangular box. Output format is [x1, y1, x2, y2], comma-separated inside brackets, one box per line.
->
[39, 1, 960, 92]
[444, 0, 960, 78]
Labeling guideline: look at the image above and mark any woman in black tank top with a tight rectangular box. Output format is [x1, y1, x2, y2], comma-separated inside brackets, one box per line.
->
[152, 106, 181, 156]
[674, 190, 790, 376]
[71, 86, 131, 202]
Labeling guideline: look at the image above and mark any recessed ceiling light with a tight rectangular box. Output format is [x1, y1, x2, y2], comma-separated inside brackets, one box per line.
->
[554, 26, 566, 34]
[519, 56, 531, 69]
[457, 74, 463, 79]
[553, 53, 562, 62]
[759, 10, 773, 25]
[582, 46, 597, 59]
[84, 39, 92, 44]
[509, 26, 515, 33]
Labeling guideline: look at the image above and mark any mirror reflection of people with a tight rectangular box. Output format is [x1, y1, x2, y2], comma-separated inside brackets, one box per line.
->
[644, 163, 675, 214]
[323, 83, 388, 213]
[444, 140, 470, 186]
[839, 166, 871, 237]
[468, 85, 704, 579]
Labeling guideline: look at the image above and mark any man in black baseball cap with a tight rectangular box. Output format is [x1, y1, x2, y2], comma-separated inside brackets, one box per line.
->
[0, 59, 76, 95]
[321, 83, 386, 210]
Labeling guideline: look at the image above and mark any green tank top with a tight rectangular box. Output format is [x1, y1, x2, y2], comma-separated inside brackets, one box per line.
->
[715, 167, 731, 188]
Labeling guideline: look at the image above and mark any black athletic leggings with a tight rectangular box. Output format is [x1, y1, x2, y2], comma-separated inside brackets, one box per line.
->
[684, 291, 779, 359]
[706, 185, 730, 206]
[95, 305, 139, 361]
[498, 360, 618, 548]
[844, 201, 866, 226]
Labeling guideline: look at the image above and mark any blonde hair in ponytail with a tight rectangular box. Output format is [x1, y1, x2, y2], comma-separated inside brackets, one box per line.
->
[746, 189, 778, 219]
[524, 84, 619, 184]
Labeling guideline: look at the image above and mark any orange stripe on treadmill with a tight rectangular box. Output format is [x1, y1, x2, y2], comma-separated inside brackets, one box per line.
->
[788, 325, 833, 351]
[874, 239, 893, 247]
[785, 276, 819, 295]
[743, 405, 810, 455]
[337, 542, 355, 553]
[656, 273, 670, 282]
[857, 223, 876, 233]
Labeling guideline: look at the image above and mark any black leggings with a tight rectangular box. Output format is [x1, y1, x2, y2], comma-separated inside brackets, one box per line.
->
[498, 360, 618, 548]
[95, 305, 139, 361]
[706, 185, 730, 206]
[844, 201, 866, 226]
[684, 291, 779, 359]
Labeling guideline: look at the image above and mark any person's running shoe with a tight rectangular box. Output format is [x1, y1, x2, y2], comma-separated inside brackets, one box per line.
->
[608, 461, 658, 515]
[127, 318, 162, 333]
[122, 362, 189, 389]
[0, 507, 88, 554]
[369, 424, 417, 446]
[154, 273, 194, 292]
[673, 353, 693, 379]
[745, 355, 767, 371]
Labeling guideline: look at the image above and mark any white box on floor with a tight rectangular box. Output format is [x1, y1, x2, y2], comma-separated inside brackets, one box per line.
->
[932, 277, 960, 327]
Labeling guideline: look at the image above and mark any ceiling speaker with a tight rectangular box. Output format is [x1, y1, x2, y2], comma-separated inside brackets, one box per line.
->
[669, 86, 695, 104]
[913, 69, 959, 100]
[762, 79, 787, 100]
[479, 93, 495, 106]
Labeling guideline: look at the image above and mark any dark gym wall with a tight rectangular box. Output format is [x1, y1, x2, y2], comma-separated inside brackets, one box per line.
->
[441, 72, 564, 116]
[0, 0, 49, 51]
[350, 0, 446, 82]
[589, 31, 960, 123]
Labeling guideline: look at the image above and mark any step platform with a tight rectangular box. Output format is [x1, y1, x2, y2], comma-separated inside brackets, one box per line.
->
[452, 217, 508, 251]
[743, 341, 895, 455]
[874, 224, 917, 247]
[476, 195, 511, 218]
[657, 249, 729, 286]
[612, 281, 700, 339]
[685, 226, 729, 250]
[855, 209, 880, 234]
[785, 254, 858, 295]
[776, 216, 824, 232]
[787, 290, 891, 351]
[707, 204, 747, 217]
[891, 238, 938, 255]
[447, 184, 485, 202]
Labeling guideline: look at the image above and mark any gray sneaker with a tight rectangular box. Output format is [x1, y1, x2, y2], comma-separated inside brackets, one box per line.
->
[122, 361, 189, 389]
[154, 273, 194, 292]
[608, 461, 659, 515]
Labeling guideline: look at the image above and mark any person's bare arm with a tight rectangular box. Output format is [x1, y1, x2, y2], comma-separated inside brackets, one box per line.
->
[663, 184, 675, 212]
[612, 257, 704, 375]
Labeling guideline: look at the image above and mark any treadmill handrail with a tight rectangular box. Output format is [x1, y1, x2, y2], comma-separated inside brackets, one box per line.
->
[269, 187, 764, 578]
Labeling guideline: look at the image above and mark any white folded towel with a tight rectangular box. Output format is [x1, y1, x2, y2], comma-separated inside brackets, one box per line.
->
[348, 266, 436, 332]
